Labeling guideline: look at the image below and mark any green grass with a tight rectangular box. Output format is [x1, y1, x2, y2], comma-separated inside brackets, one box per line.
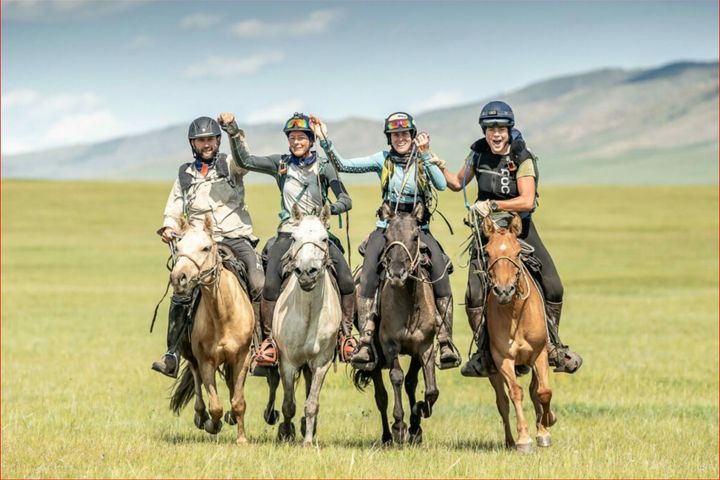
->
[2, 180, 718, 478]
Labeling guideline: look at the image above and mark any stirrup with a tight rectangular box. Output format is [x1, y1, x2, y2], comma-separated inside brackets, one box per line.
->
[151, 352, 179, 379]
[549, 345, 583, 374]
[438, 342, 461, 370]
[351, 342, 377, 371]
[460, 351, 496, 378]
[338, 334, 357, 363]
[253, 338, 278, 367]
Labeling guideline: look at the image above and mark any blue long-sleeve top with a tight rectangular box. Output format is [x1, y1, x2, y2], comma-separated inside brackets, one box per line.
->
[319, 138, 445, 229]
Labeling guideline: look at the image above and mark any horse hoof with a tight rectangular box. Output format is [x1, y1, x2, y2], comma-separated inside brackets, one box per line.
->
[194, 412, 209, 430]
[411, 401, 431, 418]
[408, 427, 423, 445]
[224, 411, 237, 425]
[381, 433, 393, 445]
[204, 419, 222, 435]
[277, 422, 296, 442]
[264, 409, 280, 425]
[536, 434, 552, 448]
[516, 442, 534, 454]
[236, 436, 248, 446]
[392, 424, 408, 444]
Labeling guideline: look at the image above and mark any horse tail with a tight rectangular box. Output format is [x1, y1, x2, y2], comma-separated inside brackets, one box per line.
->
[169, 365, 195, 414]
[353, 368, 373, 392]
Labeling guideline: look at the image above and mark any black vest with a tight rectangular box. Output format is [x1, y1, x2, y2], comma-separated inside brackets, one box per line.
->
[470, 139, 535, 202]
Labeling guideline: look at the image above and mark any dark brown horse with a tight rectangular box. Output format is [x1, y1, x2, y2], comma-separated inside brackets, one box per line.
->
[483, 213, 556, 452]
[354, 203, 440, 445]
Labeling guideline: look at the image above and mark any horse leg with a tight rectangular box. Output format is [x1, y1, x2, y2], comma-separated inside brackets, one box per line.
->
[263, 367, 281, 425]
[388, 356, 408, 444]
[489, 372, 514, 448]
[370, 367, 392, 445]
[531, 350, 555, 447]
[190, 364, 210, 430]
[496, 357, 532, 452]
[302, 362, 332, 447]
[198, 361, 223, 434]
[300, 365, 317, 439]
[405, 357, 422, 444]
[277, 362, 297, 442]
[230, 349, 251, 445]
[224, 362, 237, 426]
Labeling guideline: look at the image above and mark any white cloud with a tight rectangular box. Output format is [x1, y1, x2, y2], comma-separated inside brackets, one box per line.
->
[128, 34, 153, 49]
[46, 110, 123, 143]
[179, 13, 220, 29]
[2, 0, 148, 22]
[2, 89, 39, 109]
[411, 91, 466, 113]
[231, 9, 341, 37]
[1, 138, 35, 156]
[184, 51, 285, 78]
[245, 100, 305, 124]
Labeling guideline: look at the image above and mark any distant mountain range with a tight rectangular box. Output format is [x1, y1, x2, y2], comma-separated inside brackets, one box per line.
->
[4, 60, 717, 184]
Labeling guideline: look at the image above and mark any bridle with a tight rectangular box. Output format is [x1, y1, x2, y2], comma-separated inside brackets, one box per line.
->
[175, 243, 221, 287]
[288, 238, 331, 279]
[382, 236, 422, 277]
[486, 252, 530, 301]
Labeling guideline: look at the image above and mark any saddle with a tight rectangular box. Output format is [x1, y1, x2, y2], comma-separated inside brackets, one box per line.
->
[217, 243, 250, 294]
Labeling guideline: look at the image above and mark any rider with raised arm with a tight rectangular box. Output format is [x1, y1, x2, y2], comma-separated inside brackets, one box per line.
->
[311, 113, 461, 370]
[217, 112, 357, 372]
[437, 101, 582, 376]
[151, 116, 265, 378]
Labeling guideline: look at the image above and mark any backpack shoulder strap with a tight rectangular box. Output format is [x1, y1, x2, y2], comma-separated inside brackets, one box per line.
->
[178, 163, 193, 195]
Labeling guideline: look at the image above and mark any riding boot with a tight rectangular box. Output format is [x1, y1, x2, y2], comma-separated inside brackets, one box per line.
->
[435, 296, 461, 369]
[460, 308, 496, 378]
[546, 301, 583, 374]
[351, 296, 377, 371]
[151, 296, 191, 378]
[337, 293, 357, 362]
[252, 298, 278, 376]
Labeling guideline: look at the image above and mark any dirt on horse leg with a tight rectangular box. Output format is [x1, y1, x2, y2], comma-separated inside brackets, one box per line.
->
[389, 356, 408, 444]
[199, 362, 223, 434]
[371, 367, 392, 445]
[190, 365, 210, 430]
[302, 362, 332, 446]
[230, 349, 251, 445]
[277, 363, 297, 442]
[489, 373, 514, 448]
[498, 358, 532, 452]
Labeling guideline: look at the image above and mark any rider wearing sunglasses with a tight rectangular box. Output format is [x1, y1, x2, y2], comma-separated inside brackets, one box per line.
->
[437, 100, 583, 376]
[311, 112, 461, 371]
[217, 112, 357, 374]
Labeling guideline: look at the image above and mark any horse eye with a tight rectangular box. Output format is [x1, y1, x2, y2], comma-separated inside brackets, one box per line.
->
[203, 246, 211, 252]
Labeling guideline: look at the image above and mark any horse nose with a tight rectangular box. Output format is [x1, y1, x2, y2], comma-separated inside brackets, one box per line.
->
[492, 285, 503, 297]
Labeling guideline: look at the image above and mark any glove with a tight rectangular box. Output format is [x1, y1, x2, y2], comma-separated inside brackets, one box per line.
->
[217, 112, 243, 137]
[425, 151, 446, 170]
[471, 200, 492, 218]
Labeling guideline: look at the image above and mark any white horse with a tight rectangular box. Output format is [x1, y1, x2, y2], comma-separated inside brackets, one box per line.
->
[272, 204, 343, 446]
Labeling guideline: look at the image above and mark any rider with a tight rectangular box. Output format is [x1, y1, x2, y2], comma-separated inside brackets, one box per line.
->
[437, 100, 583, 376]
[217, 112, 357, 371]
[311, 112, 461, 370]
[152, 116, 265, 378]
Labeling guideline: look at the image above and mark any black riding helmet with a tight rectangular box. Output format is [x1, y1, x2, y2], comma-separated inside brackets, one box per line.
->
[188, 116, 222, 160]
[283, 112, 315, 144]
[478, 101, 515, 132]
[383, 112, 417, 145]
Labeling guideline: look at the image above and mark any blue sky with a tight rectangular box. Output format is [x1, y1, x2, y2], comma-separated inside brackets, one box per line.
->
[2, 0, 717, 155]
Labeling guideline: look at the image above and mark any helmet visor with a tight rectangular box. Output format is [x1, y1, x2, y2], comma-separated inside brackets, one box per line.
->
[480, 118, 513, 128]
[285, 117, 310, 130]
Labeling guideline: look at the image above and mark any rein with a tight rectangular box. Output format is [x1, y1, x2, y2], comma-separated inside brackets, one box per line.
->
[176, 247, 222, 287]
[487, 254, 531, 301]
[382, 237, 421, 274]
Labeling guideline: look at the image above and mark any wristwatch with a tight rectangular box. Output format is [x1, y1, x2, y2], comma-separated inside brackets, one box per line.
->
[489, 200, 499, 212]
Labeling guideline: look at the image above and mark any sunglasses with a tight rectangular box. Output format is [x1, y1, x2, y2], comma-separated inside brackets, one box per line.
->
[286, 117, 310, 129]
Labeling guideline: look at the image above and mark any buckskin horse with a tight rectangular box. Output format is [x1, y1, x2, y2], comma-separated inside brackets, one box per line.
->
[482, 213, 556, 452]
[354, 203, 441, 445]
[167, 215, 255, 445]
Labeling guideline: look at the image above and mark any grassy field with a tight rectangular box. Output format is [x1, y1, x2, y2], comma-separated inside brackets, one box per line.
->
[2, 180, 718, 478]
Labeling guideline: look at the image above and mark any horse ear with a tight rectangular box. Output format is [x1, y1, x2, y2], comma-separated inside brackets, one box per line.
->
[482, 214, 495, 237]
[382, 202, 394, 220]
[291, 203, 303, 222]
[319, 204, 331, 228]
[412, 202, 424, 223]
[203, 214, 213, 236]
[510, 213, 522, 236]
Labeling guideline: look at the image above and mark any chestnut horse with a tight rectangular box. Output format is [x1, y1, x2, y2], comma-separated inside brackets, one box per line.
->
[482, 213, 556, 452]
[168, 215, 255, 445]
